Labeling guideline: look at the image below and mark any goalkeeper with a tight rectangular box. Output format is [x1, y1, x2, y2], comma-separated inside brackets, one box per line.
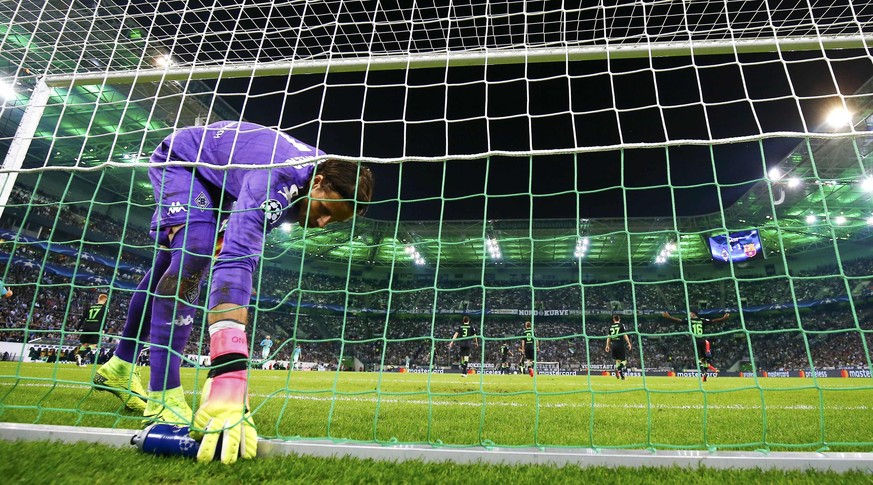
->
[94, 120, 374, 463]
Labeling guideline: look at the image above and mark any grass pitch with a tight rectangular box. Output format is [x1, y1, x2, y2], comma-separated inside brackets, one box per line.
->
[2, 362, 872, 483]
[1, 362, 872, 452]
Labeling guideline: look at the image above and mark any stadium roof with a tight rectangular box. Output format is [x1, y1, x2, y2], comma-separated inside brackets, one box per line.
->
[0, 0, 240, 200]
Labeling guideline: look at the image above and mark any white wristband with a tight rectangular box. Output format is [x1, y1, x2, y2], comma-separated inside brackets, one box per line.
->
[209, 319, 246, 336]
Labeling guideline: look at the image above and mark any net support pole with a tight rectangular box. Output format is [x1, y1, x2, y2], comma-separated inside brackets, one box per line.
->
[0, 77, 51, 221]
[2, 423, 872, 472]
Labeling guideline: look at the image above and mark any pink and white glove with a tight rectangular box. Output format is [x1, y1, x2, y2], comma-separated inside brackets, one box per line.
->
[191, 370, 258, 463]
[189, 321, 258, 464]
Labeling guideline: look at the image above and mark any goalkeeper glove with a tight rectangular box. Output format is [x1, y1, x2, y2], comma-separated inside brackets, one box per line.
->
[190, 369, 258, 464]
[190, 320, 257, 464]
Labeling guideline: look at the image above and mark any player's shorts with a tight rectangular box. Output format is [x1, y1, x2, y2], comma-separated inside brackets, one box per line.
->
[524, 347, 534, 361]
[500, 355, 509, 363]
[610, 345, 627, 361]
[149, 139, 220, 232]
[459, 345, 471, 358]
[696, 339, 712, 360]
[79, 332, 100, 345]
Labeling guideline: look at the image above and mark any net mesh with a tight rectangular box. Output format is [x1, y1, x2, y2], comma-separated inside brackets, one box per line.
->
[0, 1, 872, 452]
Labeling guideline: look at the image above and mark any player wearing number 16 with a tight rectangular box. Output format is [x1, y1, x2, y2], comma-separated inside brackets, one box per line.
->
[661, 310, 729, 382]
[94, 121, 374, 464]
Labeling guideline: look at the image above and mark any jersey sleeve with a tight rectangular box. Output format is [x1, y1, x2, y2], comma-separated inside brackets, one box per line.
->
[208, 165, 314, 308]
[208, 171, 280, 307]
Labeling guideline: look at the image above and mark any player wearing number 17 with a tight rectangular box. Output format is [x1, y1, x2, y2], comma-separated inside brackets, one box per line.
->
[76, 293, 108, 366]
[661, 309, 729, 382]
[94, 121, 374, 464]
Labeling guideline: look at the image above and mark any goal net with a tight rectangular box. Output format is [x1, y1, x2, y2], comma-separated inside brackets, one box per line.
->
[1, 0, 872, 460]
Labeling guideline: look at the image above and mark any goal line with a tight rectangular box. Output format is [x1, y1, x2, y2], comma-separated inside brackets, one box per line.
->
[1, 423, 870, 471]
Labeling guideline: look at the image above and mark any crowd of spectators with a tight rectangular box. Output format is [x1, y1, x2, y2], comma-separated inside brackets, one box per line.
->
[259, 266, 873, 317]
[8, 188, 154, 249]
[2, 192, 872, 373]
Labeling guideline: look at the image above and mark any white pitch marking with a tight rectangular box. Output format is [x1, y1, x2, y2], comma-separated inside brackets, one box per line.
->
[4, 382, 870, 412]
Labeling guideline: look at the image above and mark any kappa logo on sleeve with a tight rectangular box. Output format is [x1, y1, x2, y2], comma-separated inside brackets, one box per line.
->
[261, 198, 284, 224]
[167, 201, 188, 215]
[278, 185, 299, 202]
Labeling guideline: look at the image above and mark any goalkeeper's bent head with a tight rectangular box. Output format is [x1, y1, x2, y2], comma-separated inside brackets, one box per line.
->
[297, 160, 374, 228]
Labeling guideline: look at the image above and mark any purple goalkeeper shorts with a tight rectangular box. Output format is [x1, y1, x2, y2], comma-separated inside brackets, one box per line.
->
[148, 139, 219, 232]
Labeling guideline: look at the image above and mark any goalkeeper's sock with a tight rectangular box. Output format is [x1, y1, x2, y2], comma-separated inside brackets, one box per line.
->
[148, 299, 195, 392]
[148, 225, 213, 392]
[115, 250, 171, 363]
[114, 275, 152, 364]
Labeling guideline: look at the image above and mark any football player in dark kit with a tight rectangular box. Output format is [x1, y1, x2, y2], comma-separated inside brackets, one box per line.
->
[498, 341, 513, 374]
[605, 314, 633, 380]
[448, 315, 478, 377]
[520, 321, 538, 377]
[662, 309, 730, 382]
[77, 293, 108, 366]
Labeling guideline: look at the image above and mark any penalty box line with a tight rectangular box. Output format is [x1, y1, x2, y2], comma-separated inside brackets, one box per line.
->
[5, 381, 871, 412]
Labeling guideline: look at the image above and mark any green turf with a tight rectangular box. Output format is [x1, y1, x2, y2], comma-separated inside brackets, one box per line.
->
[0, 439, 869, 484]
[2, 362, 872, 453]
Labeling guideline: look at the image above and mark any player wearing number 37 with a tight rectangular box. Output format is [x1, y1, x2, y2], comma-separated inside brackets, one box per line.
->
[93, 121, 374, 463]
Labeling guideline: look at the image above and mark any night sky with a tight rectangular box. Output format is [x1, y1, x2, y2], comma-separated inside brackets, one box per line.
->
[120, 1, 873, 223]
[203, 49, 872, 222]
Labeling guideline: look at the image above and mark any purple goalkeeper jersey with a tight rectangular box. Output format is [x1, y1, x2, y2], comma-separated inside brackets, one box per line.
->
[157, 120, 323, 198]
[148, 120, 323, 307]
